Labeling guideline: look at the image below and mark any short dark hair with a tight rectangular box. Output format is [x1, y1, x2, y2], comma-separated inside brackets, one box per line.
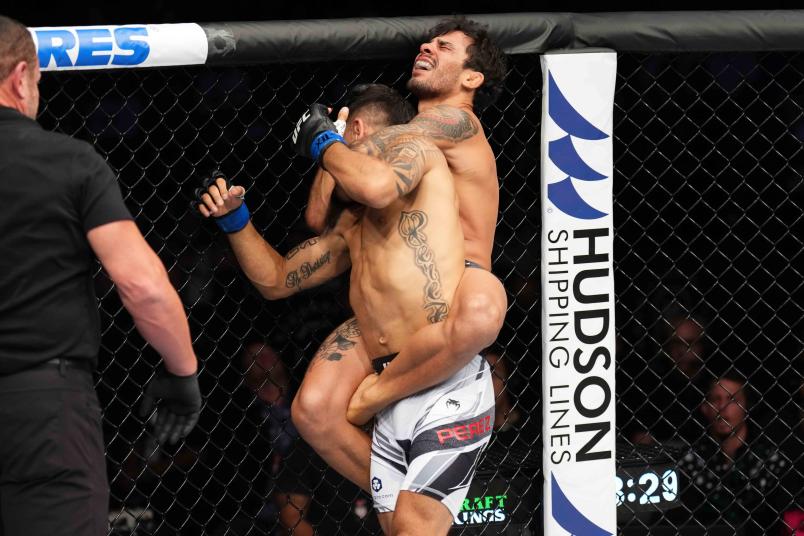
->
[0, 16, 37, 81]
[427, 16, 507, 110]
[707, 370, 752, 410]
[345, 83, 416, 127]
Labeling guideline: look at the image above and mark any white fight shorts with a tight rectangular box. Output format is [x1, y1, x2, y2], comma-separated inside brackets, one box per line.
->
[370, 354, 495, 516]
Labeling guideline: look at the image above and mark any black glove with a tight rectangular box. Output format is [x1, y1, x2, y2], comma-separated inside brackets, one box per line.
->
[190, 170, 250, 232]
[190, 169, 227, 212]
[292, 103, 345, 160]
[139, 369, 202, 444]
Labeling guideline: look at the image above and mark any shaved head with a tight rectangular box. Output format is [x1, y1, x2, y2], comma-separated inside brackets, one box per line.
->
[0, 16, 36, 82]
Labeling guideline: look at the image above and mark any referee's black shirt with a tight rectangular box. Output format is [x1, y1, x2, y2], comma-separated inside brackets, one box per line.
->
[0, 106, 132, 374]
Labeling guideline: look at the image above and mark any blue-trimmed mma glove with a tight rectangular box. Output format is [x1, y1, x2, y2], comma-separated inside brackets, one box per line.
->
[292, 103, 345, 160]
[192, 170, 250, 233]
[139, 368, 202, 444]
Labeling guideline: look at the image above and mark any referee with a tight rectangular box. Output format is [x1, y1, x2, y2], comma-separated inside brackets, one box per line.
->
[0, 16, 201, 536]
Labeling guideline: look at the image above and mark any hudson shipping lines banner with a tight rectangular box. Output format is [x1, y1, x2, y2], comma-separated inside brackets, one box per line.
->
[541, 50, 617, 536]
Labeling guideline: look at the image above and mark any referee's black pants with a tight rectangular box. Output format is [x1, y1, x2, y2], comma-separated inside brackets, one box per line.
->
[0, 359, 108, 536]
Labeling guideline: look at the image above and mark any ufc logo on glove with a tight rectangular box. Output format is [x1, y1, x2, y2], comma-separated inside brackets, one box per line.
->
[292, 110, 311, 144]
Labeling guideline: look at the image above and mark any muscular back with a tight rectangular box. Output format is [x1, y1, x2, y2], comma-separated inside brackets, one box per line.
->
[339, 135, 465, 358]
[371, 105, 498, 269]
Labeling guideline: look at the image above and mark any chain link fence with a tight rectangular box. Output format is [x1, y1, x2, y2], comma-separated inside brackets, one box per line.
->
[36, 48, 801, 535]
[614, 52, 802, 535]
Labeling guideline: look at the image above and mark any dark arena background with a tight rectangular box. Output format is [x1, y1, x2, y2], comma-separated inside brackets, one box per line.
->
[12, 8, 804, 536]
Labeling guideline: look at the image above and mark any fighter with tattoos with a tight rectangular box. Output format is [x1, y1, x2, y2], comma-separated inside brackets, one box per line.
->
[293, 13, 508, 498]
[197, 84, 494, 535]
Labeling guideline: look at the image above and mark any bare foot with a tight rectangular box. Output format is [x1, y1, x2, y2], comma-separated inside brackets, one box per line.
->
[347, 374, 381, 426]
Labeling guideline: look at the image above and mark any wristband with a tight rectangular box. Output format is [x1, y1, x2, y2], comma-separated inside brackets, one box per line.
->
[214, 202, 250, 233]
[311, 130, 345, 161]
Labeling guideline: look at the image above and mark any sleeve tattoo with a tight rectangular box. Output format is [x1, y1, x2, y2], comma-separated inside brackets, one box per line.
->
[353, 133, 440, 199]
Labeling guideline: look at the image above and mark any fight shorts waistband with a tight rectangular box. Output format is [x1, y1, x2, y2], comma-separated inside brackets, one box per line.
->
[372, 353, 398, 374]
[464, 259, 484, 270]
[465, 259, 503, 283]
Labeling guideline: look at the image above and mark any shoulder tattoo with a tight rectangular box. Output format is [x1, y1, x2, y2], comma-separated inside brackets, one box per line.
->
[409, 105, 478, 142]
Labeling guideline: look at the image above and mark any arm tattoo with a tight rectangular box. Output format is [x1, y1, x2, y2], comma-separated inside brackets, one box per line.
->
[352, 124, 407, 156]
[398, 210, 449, 323]
[286, 238, 319, 259]
[284, 251, 331, 289]
[409, 105, 478, 142]
[354, 133, 438, 198]
[315, 318, 362, 361]
[382, 137, 431, 198]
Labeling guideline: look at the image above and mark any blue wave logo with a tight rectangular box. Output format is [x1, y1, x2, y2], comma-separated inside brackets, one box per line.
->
[546, 72, 609, 220]
[551, 473, 612, 536]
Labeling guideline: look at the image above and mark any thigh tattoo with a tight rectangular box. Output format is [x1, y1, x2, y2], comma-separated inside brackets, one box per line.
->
[314, 318, 362, 362]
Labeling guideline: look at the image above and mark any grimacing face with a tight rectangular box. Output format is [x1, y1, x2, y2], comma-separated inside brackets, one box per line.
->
[701, 378, 748, 438]
[407, 30, 473, 100]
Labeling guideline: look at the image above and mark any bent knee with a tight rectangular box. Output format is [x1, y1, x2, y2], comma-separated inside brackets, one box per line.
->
[452, 292, 506, 347]
[457, 273, 507, 322]
[465, 292, 506, 324]
[292, 387, 341, 438]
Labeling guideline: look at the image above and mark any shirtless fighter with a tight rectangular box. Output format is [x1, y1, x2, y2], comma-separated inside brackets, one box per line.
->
[292, 16, 508, 491]
[196, 84, 494, 535]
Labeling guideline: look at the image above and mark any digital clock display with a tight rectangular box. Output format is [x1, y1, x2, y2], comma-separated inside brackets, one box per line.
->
[616, 465, 680, 511]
